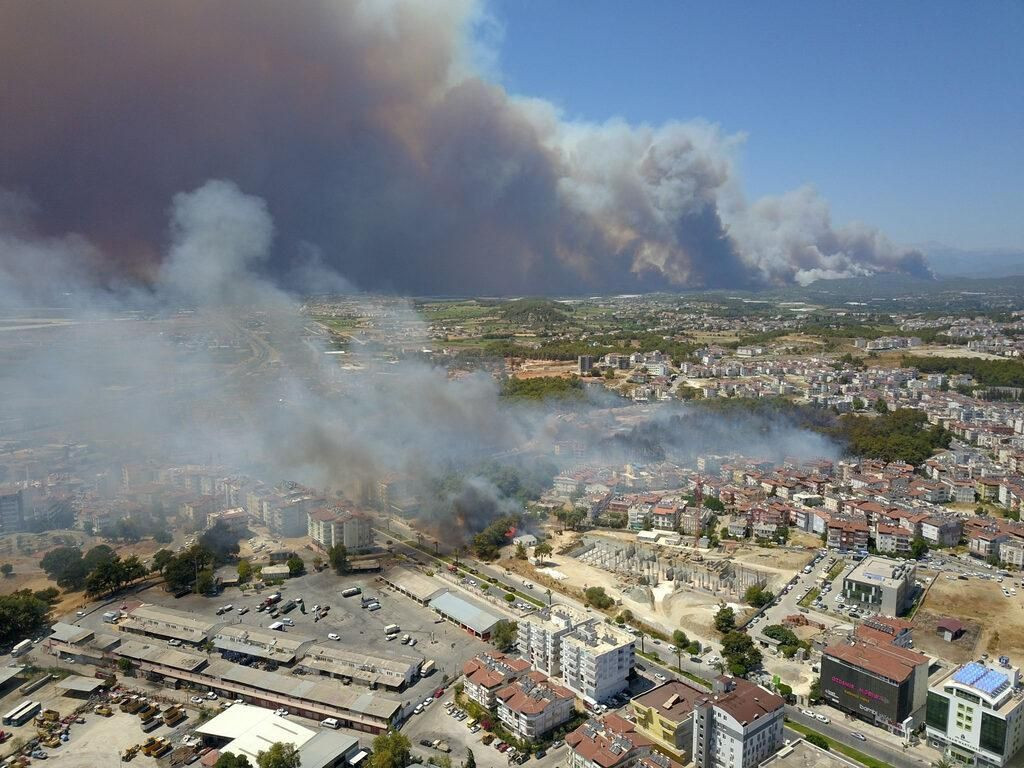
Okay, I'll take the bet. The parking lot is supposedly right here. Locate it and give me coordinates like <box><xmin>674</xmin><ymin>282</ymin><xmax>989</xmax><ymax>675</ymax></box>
<box><xmin>402</xmin><ymin>687</ymin><xmax>570</xmax><ymax>768</ymax></box>
<box><xmin>64</xmin><ymin>565</ymin><xmax>491</xmax><ymax>709</ymax></box>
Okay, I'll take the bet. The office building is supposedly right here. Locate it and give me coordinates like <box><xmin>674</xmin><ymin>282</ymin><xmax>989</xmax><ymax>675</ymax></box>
<box><xmin>842</xmin><ymin>556</ymin><xmax>916</xmax><ymax>616</ymax></box>
<box><xmin>926</xmin><ymin>661</ymin><xmax>1024</xmax><ymax>767</ymax></box>
<box><xmin>820</xmin><ymin>640</ymin><xmax>929</xmax><ymax>735</ymax></box>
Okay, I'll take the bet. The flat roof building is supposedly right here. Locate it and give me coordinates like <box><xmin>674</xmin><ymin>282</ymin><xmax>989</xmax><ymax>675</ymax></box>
<box><xmin>380</xmin><ymin>566</ymin><xmax>447</xmax><ymax>605</ymax></box>
<box><xmin>757</xmin><ymin>738</ymin><xmax>860</xmax><ymax>768</ymax></box>
<box><xmin>213</xmin><ymin>625</ymin><xmax>310</xmax><ymax>665</ymax></box>
<box><xmin>561</xmin><ymin>622</ymin><xmax>635</xmax><ymax>704</ymax></box>
<box><xmin>926</xmin><ymin>661</ymin><xmax>1024</xmax><ymax>767</ymax></box>
<box><xmin>120</xmin><ymin>604</ymin><xmax>216</xmax><ymax>644</ymax></box>
<box><xmin>297</xmin><ymin>645</ymin><xmax>421</xmax><ymax>690</ymax></box>
<box><xmin>842</xmin><ymin>556</ymin><xmax>916</xmax><ymax>617</ymax></box>
<box><xmin>428</xmin><ymin>591</ymin><xmax>503</xmax><ymax>639</ymax></box>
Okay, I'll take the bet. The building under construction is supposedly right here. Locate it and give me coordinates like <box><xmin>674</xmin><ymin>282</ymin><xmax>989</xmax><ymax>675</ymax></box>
<box><xmin>572</xmin><ymin>535</ymin><xmax>767</xmax><ymax>598</ymax></box>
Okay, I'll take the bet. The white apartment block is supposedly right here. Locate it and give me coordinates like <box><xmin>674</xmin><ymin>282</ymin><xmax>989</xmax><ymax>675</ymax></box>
<box><xmin>306</xmin><ymin>507</ymin><xmax>373</xmax><ymax>552</ymax></box>
<box><xmin>516</xmin><ymin>606</ymin><xmax>587</xmax><ymax>678</ymax></box>
<box><xmin>691</xmin><ymin>677</ymin><xmax>785</xmax><ymax>768</ymax></box>
<box><xmin>560</xmin><ymin>622</ymin><xmax>635</xmax><ymax>704</ymax></box>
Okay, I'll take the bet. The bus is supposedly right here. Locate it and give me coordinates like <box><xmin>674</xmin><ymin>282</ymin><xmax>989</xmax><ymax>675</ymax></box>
<box><xmin>10</xmin><ymin>639</ymin><xmax>32</xmax><ymax>657</ymax></box>
<box><xmin>384</xmin><ymin>624</ymin><xmax>400</xmax><ymax>636</ymax></box>
<box><xmin>3</xmin><ymin>700</ymin><xmax>40</xmax><ymax>727</ymax></box>
<box><xmin>341</xmin><ymin>587</ymin><xmax>361</xmax><ymax>598</ymax></box>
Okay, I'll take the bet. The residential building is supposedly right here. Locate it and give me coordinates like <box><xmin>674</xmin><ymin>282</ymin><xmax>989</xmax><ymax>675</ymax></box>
<box><xmin>630</xmin><ymin>680</ymin><xmax>703</xmax><ymax>758</ymax></box>
<box><xmin>463</xmin><ymin>652</ymin><xmax>531</xmax><ymax>709</ymax></box>
<box><xmin>691</xmin><ymin>676</ymin><xmax>785</xmax><ymax>768</ymax></box>
<box><xmin>516</xmin><ymin>605</ymin><xmax>589</xmax><ymax>678</ymax></box>
<box><xmin>920</xmin><ymin>516</ymin><xmax>963</xmax><ymax>547</ymax></box>
<box><xmin>0</xmin><ymin>488</ymin><xmax>25</xmax><ymax>534</ymax></box>
<box><xmin>926</xmin><ymin>661</ymin><xmax>1024</xmax><ymax>767</ymax></box>
<box><xmin>842</xmin><ymin>556</ymin><xmax>916</xmax><ymax>617</ymax></box>
<box><xmin>567</xmin><ymin>714</ymin><xmax>654</xmax><ymax>768</ymax></box>
<box><xmin>307</xmin><ymin>507</ymin><xmax>373</xmax><ymax>553</ymax></box>
<box><xmin>560</xmin><ymin>622</ymin><xmax>635</xmax><ymax>704</ymax></box>
<box><xmin>827</xmin><ymin>518</ymin><xmax>870</xmax><ymax>552</ymax></box>
<box><xmin>757</xmin><ymin>738</ymin><xmax>861</xmax><ymax>768</ymax></box>
<box><xmin>496</xmin><ymin>671</ymin><xmax>575</xmax><ymax>742</ymax></box>
<box><xmin>875</xmin><ymin>524</ymin><xmax>913</xmax><ymax>555</ymax></box>
<box><xmin>680</xmin><ymin>505</ymin><xmax>712</xmax><ymax>536</ymax></box>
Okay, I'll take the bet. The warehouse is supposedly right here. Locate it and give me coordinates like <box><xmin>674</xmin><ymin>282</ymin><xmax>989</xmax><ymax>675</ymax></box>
<box><xmin>213</xmin><ymin>625</ymin><xmax>310</xmax><ymax>665</ymax></box>
<box><xmin>297</xmin><ymin>644</ymin><xmax>421</xmax><ymax>690</ymax></box>
<box><xmin>380</xmin><ymin>566</ymin><xmax>447</xmax><ymax>605</ymax></box>
<box><xmin>429</xmin><ymin>591</ymin><xmax>503</xmax><ymax>639</ymax></box>
<box><xmin>119</xmin><ymin>604</ymin><xmax>216</xmax><ymax>644</ymax></box>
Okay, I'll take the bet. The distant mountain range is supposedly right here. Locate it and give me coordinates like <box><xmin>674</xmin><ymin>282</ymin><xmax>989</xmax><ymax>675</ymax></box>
<box><xmin>916</xmin><ymin>243</ymin><xmax>1024</xmax><ymax>278</ymax></box>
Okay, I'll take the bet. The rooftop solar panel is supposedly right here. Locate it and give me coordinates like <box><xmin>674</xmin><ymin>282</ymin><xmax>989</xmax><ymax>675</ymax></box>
<box><xmin>952</xmin><ymin>662</ymin><xmax>1009</xmax><ymax>696</ymax></box>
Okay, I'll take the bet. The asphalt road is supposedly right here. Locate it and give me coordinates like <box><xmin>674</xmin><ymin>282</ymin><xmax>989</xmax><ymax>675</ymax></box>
<box><xmin>785</xmin><ymin>706</ymin><xmax>933</xmax><ymax>767</ymax></box>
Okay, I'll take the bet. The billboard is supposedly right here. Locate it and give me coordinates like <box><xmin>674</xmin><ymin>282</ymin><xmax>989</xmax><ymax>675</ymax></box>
<box><xmin>821</xmin><ymin>654</ymin><xmax>909</xmax><ymax>724</ymax></box>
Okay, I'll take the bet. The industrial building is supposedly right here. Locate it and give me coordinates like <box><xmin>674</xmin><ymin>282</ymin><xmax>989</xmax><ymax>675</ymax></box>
<box><xmin>119</xmin><ymin>604</ymin><xmax>216</xmax><ymax>645</ymax></box>
<box><xmin>926</xmin><ymin>661</ymin><xmax>1024</xmax><ymax>767</ymax></box>
<box><xmin>428</xmin><ymin>591</ymin><xmax>503</xmax><ymax>639</ymax></box>
<box><xmin>212</xmin><ymin>625</ymin><xmax>309</xmax><ymax>665</ymax></box>
<box><xmin>298</xmin><ymin>645</ymin><xmax>421</xmax><ymax>690</ymax></box>
<box><xmin>841</xmin><ymin>556</ymin><xmax>916</xmax><ymax>616</ymax></box>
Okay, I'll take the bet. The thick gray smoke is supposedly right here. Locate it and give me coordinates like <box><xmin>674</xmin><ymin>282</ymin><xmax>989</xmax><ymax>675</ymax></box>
<box><xmin>0</xmin><ymin>180</ymin><xmax>842</xmax><ymax>536</ymax></box>
<box><xmin>0</xmin><ymin>0</ymin><xmax>928</xmax><ymax>294</ymax></box>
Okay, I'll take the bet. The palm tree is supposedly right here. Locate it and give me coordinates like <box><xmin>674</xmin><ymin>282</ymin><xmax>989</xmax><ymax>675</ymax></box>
<box><xmin>673</xmin><ymin>645</ymin><xmax>683</xmax><ymax>670</ymax></box>
<box><xmin>932</xmin><ymin>759</ymin><xmax>955</xmax><ymax>768</ymax></box>
<box><xmin>545</xmin><ymin>588</ymin><xmax>552</xmax><ymax>607</ymax></box>
<box><xmin>637</xmin><ymin>630</ymin><xmax>646</xmax><ymax>654</ymax></box>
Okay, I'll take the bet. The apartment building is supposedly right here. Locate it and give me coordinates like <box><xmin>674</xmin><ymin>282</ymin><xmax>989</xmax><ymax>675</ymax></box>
<box><xmin>926</xmin><ymin>661</ymin><xmax>1024</xmax><ymax>767</ymax></box>
<box><xmin>691</xmin><ymin>676</ymin><xmax>785</xmax><ymax>768</ymax></box>
<box><xmin>463</xmin><ymin>652</ymin><xmax>531</xmax><ymax>709</ymax></box>
<box><xmin>307</xmin><ymin>506</ymin><xmax>373</xmax><ymax>552</ymax></box>
<box><xmin>516</xmin><ymin>605</ymin><xmax>588</xmax><ymax>678</ymax></box>
<box><xmin>630</xmin><ymin>680</ymin><xmax>703</xmax><ymax>758</ymax></box>
<box><xmin>567</xmin><ymin>714</ymin><xmax>654</xmax><ymax>768</ymax></box>
<box><xmin>827</xmin><ymin>518</ymin><xmax>870</xmax><ymax>552</ymax></box>
<box><xmin>875</xmin><ymin>524</ymin><xmax>913</xmax><ymax>555</ymax></box>
<box><xmin>560</xmin><ymin>622</ymin><xmax>635</xmax><ymax>704</ymax></box>
<box><xmin>496</xmin><ymin>671</ymin><xmax>575</xmax><ymax>742</ymax></box>
<box><xmin>0</xmin><ymin>488</ymin><xmax>25</xmax><ymax>535</ymax></box>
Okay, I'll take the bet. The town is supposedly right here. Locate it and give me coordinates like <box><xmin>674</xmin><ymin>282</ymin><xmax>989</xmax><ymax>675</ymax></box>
<box><xmin>3</xmin><ymin>285</ymin><xmax>1024</xmax><ymax>768</ymax></box>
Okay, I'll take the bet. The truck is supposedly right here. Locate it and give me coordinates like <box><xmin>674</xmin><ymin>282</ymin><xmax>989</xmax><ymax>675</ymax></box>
<box><xmin>268</xmin><ymin>621</ymin><xmax>285</xmax><ymax>631</ymax></box>
<box><xmin>280</xmin><ymin>599</ymin><xmax>297</xmax><ymax>614</ymax></box>
<box><xmin>102</xmin><ymin>611</ymin><xmax>119</xmax><ymax>623</ymax></box>
<box><xmin>384</xmin><ymin>624</ymin><xmax>400</xmax><ymax>636</ymax></box>
<box><xmin>420</xmin><ymin>660</ymin><xmax>436</xmax><ymax>676</ymax></box>
<box><xmin>341</xmin><ymin>587</ymin><xmax>361</xmax><ymax>598</ymax></box>
<box><xmin>10</xmin><ymin>639</ymin><xmax>32</xmax><ymax>657</ymax></box>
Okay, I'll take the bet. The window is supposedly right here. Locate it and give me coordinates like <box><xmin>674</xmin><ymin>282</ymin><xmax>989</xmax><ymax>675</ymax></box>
<box><xmin>980</xmin><ymin>713</ymin><xmax>1007</xmax><ymax>755</ymax></box>
<box><xmin>927</xmin><ymin>692</ymin><xmax>950</xmax><ymax>731</ymax></box>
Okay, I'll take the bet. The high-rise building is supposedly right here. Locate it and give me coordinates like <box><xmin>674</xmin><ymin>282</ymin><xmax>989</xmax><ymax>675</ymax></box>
<box><xmin>578</xmin><ymin>355</ymin><xmax>594</xmax><ymax>375</ymax></box>
<box><xmin>560</xmin><ymin>622</ymin><xmax>634</xmax><ymax>704</ymax></box>
<box><xmin>0</xmin><ymin>488</ymin><xmax>25</xmax><ymax>535</ymax></box>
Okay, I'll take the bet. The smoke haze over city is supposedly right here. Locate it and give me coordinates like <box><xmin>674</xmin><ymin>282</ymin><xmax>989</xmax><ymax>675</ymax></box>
<box><xmin>0</xmin><ymin>0</ymin><xmax>931</xmax><ymax>297</ymax></box>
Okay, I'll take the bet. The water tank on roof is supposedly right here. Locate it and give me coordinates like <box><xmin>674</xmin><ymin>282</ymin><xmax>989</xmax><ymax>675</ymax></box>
<box><xmin>1000</xmin><ymin>656</ymin><xmax>1011</xmax><ymax>668</ymax></box>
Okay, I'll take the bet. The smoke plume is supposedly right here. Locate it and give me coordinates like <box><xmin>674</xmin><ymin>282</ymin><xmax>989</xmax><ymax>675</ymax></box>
<box><xmin>0</xmin><ymin>0</ymin><xmax>928</xmax><ymax>294</ymax></box>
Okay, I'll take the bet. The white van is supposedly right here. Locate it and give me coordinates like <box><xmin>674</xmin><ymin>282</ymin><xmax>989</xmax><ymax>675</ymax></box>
<box><xmin>320</xmin><ymin>717</ymin><xmax>340</xmax><ymax>729</ymax></box>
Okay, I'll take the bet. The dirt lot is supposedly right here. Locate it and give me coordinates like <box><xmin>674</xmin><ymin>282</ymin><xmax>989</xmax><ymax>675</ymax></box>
<box><xmin>917</xmin><ymin>574</ymin><xmax>1024</xmax><ymax>659</ymax></box>
<box><xmin>506</xmin><ymin>359</ymin><xmax>578</xmax><ymax>379</ymax></box>
<box><xmin>912</xmin><ymin>609</ymin><xmax>981</xmax><ymax>664</ymax></box>
<box><xmin>0</xmin><ymin>530</ymin><xmax>168</xmax><ymax>617</ymax></box>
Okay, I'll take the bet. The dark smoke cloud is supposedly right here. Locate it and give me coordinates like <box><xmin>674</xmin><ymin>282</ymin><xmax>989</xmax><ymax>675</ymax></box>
<box><xmin>0</xmin><ymin>0</ymin><xmax>928</xmax><ymax>294</ymax></box>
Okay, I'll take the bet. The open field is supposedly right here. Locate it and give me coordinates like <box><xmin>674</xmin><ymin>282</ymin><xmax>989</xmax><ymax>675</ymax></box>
<box><xmin>911</xmin><ymin>609</ymin><xmax>981</xmax><ymax>664</ymax></box>
<box><xmin>507</xmin><ymin>359</ymin><xmax>578</xmax><ymax>379</ymax></box>
<box><xmin>918</xmin><ymin>572</ymin><xmax>1024</xmax><ymax>659</ymax></box>
<box><xmin>905</xmin><ymin>346</ymin><xmax>1005</xmax><ymax>360</ymax></box>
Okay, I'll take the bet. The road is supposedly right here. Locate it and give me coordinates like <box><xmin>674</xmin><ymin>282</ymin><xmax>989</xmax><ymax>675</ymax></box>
<box><xmin>785</xmin><ymin>706</ymin><xmax>933</xmax><ymax>767</ymax></box>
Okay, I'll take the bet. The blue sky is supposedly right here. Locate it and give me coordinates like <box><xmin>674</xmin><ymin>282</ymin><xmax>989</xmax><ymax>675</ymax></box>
<box><xmin>488</xmin><ymin>1</ymin><xmax>1023</xmax><ymax>250</ymax></box>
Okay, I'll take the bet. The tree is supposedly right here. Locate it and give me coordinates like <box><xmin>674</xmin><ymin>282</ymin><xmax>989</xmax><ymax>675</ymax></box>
<box><xmin>809</xmin><ymin>679</ymin><xmax>822</xmax><ymax>703</ymax></box>
<box><xmin>464</xmin><ymin>749</ymin><xmax>476</xmax><ymax>768</ymax></box>
<box><xmin>118</xmin><ymin>657</ymin><xmax>134</xmax><ymax>674</ymax></box>
<box><xmin>805</xmin><ymin>733</ymin><xmax>830</xmax><ymax>751</ymax></box>
<box><xmin>713</xmin><ymin>605</ymin><xmax>736</xmax><ymax>634</ymax></box>
<box><xmin>0</xmin><ymin>563</ymin><xmax>12</xmax><ymax>577</ymax></box>
<box><xmin>584</xmin><ymin>586</ymin><xmax>614</xmax><ymax>610</ymax></box>
<box><xmin>0</xmin><ymin>591</ymin><xmax>51</xmax><ymax>645</ymax></box>
<box><xmin>720</xmin><ymin>631</ymin><xmax>762</xmax><ymax>676</ymax></box>
<box><xmin>852</xmin><ymin>397</ymin><xmax>865</xmax><ymax>411</ymax></box>
<box><xmin>533</xmin><ymin>542</ymin><xmax>553</xmax><ymax>564</ymax></box>
<box><xmin>286</xmin><ymin>556</ymin><xmax>305</xmax><ymax>577</ymax></box>
<box><xmin>82</xmin><ymin>544</ymin><xmax>116</xmax><ymax>572</ymax></box>
<box><xmin>910</xmin><ymin>537</ymin><xmax>929</xmax><ymax>560</ymax></box>
<box><xmin>196</xmin><ymin>568</ymin><xmax>216</xmax><ymax>595</ymax></box>
<box><xmin>152</xmin><ymin>549</ymin><xmax>174</xmax><ymax>574</ymax></box>
<box><xmin>200</xmin><ymin>521</ymin><xmax>241</xmax><ymax>564</ymax></box>
<box><xmin>40</xmin><ymin>546</ymin><xmax>88</xmax><ymax>589</ymax></box>
<box><xmin>515</xmin><ymin>542</ymin><xmax>528</xmax><ymax>560</ymax></box>
<box><xmin>491</xmin><ymin>620</ymin><xmax>518</xmax><ymax>652</ymax></box>
<box><xmin>744</xmin><ymin>584</ymin><xmax>775</xmax><ymax>609</ymax></box>
<box><xmin>238</xmin><ymin>559</ymin><xmax>253</xmax><ymax>584</ymax></box>
<box><xmin>153</xmin><ymin>529</ymin><xmax>173</xmax><ymax>544</ymax></box>
<box><xmin>369</xmin><ymin>730</ymin><xmax>411</xmax><ymax>768</ymax></box>
<box><xmin>82</xmin><ymin>521</ymin><xmax>95</xmax><ymax>536</ymax></box>
<box><xmin>256</xmin><ymin>742</ymin><xmax>301</xmax><ymax>768</ymax></box>
<box><xmin>327</xmin><ymin>544</ymin><xmax>349</xmax><ymax>575</ymax></box>
<box><xmin>873</xmin><ymin>398</ymin><xmax>889</xmax><ymax>414</ymax></box>
<box><xmin>672</xmin><ymin>629</ymin><xmax>689</xmax><ymax>648</ymax></box>
<box><xmin>214</xmin><ymin>753</ymin><xmax>253</xmax><ymax>768</ymax></box>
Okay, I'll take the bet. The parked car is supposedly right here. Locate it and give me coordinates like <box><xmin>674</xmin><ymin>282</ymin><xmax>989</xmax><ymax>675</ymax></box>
<box><xmin>328</xmin><ymin>633</ymin><xmax>341</xmax><ymax>641</ymax></box>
